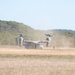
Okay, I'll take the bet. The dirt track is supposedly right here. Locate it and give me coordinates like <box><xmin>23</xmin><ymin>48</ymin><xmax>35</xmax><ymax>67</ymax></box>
<box><xmin>0</xmin><ymin>46</ymin><xmax>75</xmax><ymax>56</ymax></box>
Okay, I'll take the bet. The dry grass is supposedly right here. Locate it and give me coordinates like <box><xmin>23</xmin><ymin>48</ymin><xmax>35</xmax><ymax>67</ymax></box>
<box><xmin>0</xmin><ymin>46</ymin><xmax>75</xmax><ymax>75</ymax></box>
<box><xmin>0</xmin><ymin>57</ymin><xmax>75</xmax><ymax>75</ymax></box>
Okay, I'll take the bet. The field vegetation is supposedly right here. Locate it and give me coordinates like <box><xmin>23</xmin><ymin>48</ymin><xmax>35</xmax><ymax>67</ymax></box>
<box><xmin>0</xmin><ymin>54</ymin><xmax>75</xmax><ymax>75</ymax></box>
<box><xmin>0</xmin><ymin>20</ymin><xmax>75</xmax><ymax>47</ymax></box>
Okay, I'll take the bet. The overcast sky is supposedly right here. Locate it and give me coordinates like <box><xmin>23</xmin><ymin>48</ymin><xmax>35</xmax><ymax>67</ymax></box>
<box><xmin>0</xmin><ymin>0</ymin><xmax>75</xmax><ymax>30</ymax></box>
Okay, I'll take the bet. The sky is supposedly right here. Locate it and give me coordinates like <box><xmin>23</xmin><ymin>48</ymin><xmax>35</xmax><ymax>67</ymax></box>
<box><xmin>0</xmin><ymin>0</ymin><xmax>75</xmax><ymax>30</ymax></box>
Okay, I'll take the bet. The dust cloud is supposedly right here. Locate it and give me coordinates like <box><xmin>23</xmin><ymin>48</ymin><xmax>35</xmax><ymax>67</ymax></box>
<box><xmin>50</xmin><ymin>35</ymin><xmax>74</xmax><ymax>48</ymax></box>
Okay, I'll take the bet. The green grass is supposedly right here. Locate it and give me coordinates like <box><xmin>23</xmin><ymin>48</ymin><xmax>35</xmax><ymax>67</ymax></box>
<box><xmin>0</xmin><ymin>54</ymin><xmax>75</xmax><ymax>59</ymax></box>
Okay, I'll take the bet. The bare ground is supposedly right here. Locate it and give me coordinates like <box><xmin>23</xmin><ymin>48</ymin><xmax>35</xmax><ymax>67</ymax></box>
<box><xmin>0</xmin><ymin>46</ymin><xmax>75</xmax><ymax>55</ymax></box>
<box><xmin>0</xmin><ymin>46</ymin><xmax>75</xmax><ymax>75</ymax></box>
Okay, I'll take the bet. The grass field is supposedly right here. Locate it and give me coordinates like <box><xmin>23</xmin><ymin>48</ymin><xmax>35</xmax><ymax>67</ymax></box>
<box><xmin>0</xmin><ymin>46</ymin><xmax>75</xmax><ymax>75</ymax></box>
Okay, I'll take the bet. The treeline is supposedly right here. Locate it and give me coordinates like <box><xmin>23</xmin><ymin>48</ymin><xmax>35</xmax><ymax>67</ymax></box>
<box><xmin>0</xmin><ymin>20</ymin><xmax>45</xmax><ymax>45</ymax></box>
<box><xmin>0</xmin><ymin>20</ymin><xmax>75</xmax><ymax>47</ymax></box>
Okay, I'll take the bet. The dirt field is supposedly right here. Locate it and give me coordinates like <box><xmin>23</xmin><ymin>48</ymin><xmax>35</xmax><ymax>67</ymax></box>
<box><xmin>0</xmin><ymin>46</ymin><xmax>75</xmax><ymax>55</ymax></box>
<box><xmin>0</xmin><ymin>46</ymin><xmax>75</xmax><ymax>75</ymax></box>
